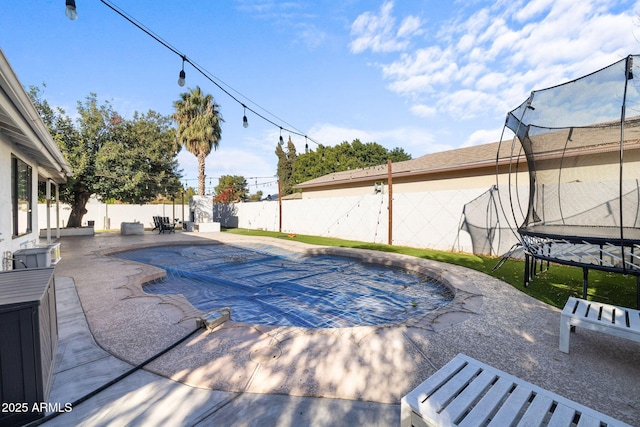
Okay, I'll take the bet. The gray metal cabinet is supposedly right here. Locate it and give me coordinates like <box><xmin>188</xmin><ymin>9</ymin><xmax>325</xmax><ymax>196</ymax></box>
<box><xmin>0</xmin><ymin>267</ymin><xmax>57</xmax><ymax>427</ymax></box>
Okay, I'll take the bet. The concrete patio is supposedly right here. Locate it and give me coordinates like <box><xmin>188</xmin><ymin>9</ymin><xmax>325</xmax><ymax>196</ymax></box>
<box><xmin>38</xmin><ymin>231</ymin><xmax>639</xmax><ymax>425</ymax></box>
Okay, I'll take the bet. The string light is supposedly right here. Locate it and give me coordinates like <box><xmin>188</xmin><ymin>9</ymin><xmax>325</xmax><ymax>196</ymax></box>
<box><xmin>65</xmin><ymin>0</ymin><xmax>78</xmax><ymax>20</ymax></box>
<box><xmin>242</xmin><ymin>105</ymin><xmax>249</xmax><ymax>128</ymax></box>
<box><xmin>178</xmin><ymin>56</ymin><xmax>186</xmax><ymax>87</ymax></box>
<box><xmin>97</xmin><ymin>0</ymin><xmax>325</xmax><ymax>151</ymax></box>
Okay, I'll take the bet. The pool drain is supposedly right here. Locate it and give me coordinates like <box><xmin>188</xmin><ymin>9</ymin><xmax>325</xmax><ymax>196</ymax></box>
<box><xmin>250</xmin><ymin>345</ymin><xmax>281</xmax><ymax>363</ymax></box>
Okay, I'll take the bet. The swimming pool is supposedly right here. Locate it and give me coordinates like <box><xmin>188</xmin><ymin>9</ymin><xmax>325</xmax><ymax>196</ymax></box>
<box><xmin>113</xmin><ymin>243</ymin><xmax>454</xmax><ymax>328</ymax></box>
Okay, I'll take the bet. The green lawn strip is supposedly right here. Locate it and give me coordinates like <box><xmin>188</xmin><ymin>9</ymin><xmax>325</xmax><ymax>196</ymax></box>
<box><xmin>223</xmin><ymin>228</ymin><xmax>637</xmax><ymax>309</ymax></box>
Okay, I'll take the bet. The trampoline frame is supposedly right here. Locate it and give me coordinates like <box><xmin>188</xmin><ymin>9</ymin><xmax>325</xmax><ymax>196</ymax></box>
<box><xmin>519</xmin><ymin>226</ymin><xmax>640</xmax><ymax>307</ymax></box>
<box><xmin>500</xmin><ymin>55</ymin><xmax>640</xmax><ymax>307</ymax></box>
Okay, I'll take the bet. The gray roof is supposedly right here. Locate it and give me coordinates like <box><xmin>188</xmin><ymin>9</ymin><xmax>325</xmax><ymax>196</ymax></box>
<box><xmin>296</xmin><ymin>141</ymin><xmax>514</xmax><ymax>189</ymax></box>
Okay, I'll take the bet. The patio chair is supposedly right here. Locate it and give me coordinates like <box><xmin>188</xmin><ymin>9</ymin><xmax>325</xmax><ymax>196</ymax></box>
<box><xmin>151</xmin><ymin>216</ymin><xmax>175</xmax><ymax>234</ymax></box>
<box><xmin>151</xmin><ymin>216</ymin><xmax>161</xmax><ymax>232</ymax></box>
<box><xmin>159</xmin><ymin>217</ymin><xmax>176</xmax><ymax>234</ymax></box>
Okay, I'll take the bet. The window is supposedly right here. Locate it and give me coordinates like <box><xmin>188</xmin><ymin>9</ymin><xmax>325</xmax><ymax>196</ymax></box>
<box><xmin>12</xmin><ymin>156</ymin><xmax>32</xmax><ymax>237</ymax></box>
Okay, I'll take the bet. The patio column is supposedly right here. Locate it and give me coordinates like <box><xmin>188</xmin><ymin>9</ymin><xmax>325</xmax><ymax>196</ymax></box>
<box><xmin>55</xmin><ymin>183</ymin><xmax>60</xmax><ymax>239</ymax></box>
<box><xmin>46</xmin><ymin>179</ymin><xmax>51</xmax><ymax>244</ymax></box>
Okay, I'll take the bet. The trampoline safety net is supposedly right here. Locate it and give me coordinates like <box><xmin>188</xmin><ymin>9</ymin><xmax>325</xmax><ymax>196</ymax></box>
<box><xmin>458</xmin><ymin>185</ymin><xmax>521</xmax><ymax>257</ymax></box>
<box><xmin>503</xmin><ymin>54</ymin><xmax>640</xmax><ymax>275</ymax></box>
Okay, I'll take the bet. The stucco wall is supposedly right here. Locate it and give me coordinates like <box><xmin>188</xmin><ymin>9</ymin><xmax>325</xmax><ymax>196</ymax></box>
<box><xmin>0</xmin><ymin>135</ymin><xmax>42</xmax><ymax>263</ymax></box>
<box><xmin>38</xmin><ymin>202</ymin><xmax>187</xmax><ymax>231</ymax></box>
<box><xmin>36</xmin><ymin>184</ymin><xmax>527</xmax><ymax>256</ymax></box>
<box><xmin>224</xmin><ymin>188</ymin><xmax>522</xmax><ymax>253</ymax></box>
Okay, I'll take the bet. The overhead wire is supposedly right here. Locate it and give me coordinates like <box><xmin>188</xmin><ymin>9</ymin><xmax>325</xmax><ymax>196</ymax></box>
<box><xmin>98</xmin><ymin>0</ymin><xmax>323</xmax><ymax>148</ymax></box>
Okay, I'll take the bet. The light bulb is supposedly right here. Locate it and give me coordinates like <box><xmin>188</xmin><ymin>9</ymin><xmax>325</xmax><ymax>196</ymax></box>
<box><xmin>243</xmin><ymin>115</ymin><xmax>248</xmax><ymax>128</ymax></box>
<box><xmin>65</xmin><ymin>0</ymin><xmax>78</xmax><ymax>20</ymax></box>
<box><xmin>178</xmin><ymin>69</ymin><xmax>186</xmax><ymax>87</ymax></box>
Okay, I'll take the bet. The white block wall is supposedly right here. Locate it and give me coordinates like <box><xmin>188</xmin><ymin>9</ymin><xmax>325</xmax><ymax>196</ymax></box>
<box><xmin>38</xmin><ymin>186</ymin><xmax>525</xmax><ymax>254</ymax></box>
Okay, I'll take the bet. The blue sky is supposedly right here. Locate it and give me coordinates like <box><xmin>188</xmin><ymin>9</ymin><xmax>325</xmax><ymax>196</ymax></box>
<box><xmin>2</xmin><ymin>0</ymin><xmax>639</xmax><ymax>196</ymax></box>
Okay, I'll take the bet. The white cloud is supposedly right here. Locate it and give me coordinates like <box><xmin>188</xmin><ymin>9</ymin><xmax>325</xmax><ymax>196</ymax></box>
<box><xmin>410</xmin><ymin>104</ymin><xmax>437</xmax><ymax>118</ymax></box>
<box><xmin>352</xmin><ymin>0</ymin><xmax>640</xmax><ymax>132</ymax></box>
<box><xmin>382</xmin><ymin>46</ymin><xmax>458</xmax><ymax>95</ymax></box>
<box><xmin>349</xmin><ymin>1</ymin><xmax>422</xmax><ymax>53</ymax></box>
<box><xmin>296</xmin><ymin>23</ymin><xmax>327</xmax><ymax>50</ymax></box>
<box><xmin>436</xmin><ymin>89</ymin><xmax>508</xmax><ymax>120</ymax></box>
<box><xmin>306</xmin><ymin>122</ymin><xmax>438</xmax><ymax>156</ymax></box>
<box><xmin>235</xmin><ymin>0</ymin><xmax>326</xmax><ymax>50</ymax></box>
<box><xmin>307</xmin><ymin>123</ymin><xmax>377</xmax><ymax>146</ymax></box>
<box><xmin>463</xmin><ymin>127</ymin><xmax>505</xmax><ymax>147</ymax></box>
<box><xmin>513</xmin><ymin>0</ymin><xmax>556</xmax><ymax>23</ymax></box>
<box><xmin>397</xmin><ymin>15</ymin><xmax>422</xmax><ymax>39</ymax></box>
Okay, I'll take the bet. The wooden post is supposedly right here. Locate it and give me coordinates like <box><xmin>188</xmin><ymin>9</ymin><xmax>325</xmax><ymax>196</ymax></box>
<box><xmin>388</xmin><ymin>159</ymin><xmax>393</xmax><ymax>245</ymax></box>
<box><xmin>278</xmin><ymin>179</ymin><xmax>282</xmax><ymax>233</ymax></box>
<box><xmin>181</xmin><ymin>190</ymin><xmax>185</xmax><ymax>226</ymax></box>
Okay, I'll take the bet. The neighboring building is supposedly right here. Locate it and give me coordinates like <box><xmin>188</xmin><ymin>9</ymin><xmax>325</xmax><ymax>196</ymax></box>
<box><xmin>0</xmin><ymin>49</ymin><xmax>71</xmax><ymax>270</ymax></box>
<box><xmin>290</xmin><ymin>131</ymin><xmax>640</xmax><ymax>256</ymax></box>
<box><xmin>294</xmin><ymin>141</ymin><xmax>525</xmax><ymax>198</ymax></box>
<box><xmin>288</xmin><ymin>141</ymin><xmax>529</xmax><ymax>255</ymax></box>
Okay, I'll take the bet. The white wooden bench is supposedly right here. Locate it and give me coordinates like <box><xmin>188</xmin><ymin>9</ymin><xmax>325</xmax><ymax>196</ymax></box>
<box><xmin>560</xmin><ymin>296</ymin><xmax>640</xmax><ymax>353</ymax></box>
<box><xmin>401</xmin><ymin>353</ymin><xmax>630</xmax><ymax>427</ymax></box>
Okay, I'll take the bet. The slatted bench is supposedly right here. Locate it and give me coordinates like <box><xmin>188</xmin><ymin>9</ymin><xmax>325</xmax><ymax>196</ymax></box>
<box><xmin>560</xmin><ymin>296</ymin><xmax>640</xmax><ymax>353</ymax></box>
<box><xmin>400</xmin><ymin>353</ymin><xmax>630</xmax><ymax>427</ymax></box>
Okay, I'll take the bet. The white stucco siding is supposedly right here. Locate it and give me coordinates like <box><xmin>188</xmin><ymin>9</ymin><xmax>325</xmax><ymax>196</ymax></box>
<box><xmin>0</xmin><ymin>135</ymin><xmax>42</xmax><ymax>263</ymax></box>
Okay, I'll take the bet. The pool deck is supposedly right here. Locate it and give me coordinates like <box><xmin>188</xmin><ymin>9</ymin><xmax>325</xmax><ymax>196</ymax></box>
<box><xmin>38</xmin><ymin>231</ymin><xmax>639</xmax><ymax>425</ymax></box>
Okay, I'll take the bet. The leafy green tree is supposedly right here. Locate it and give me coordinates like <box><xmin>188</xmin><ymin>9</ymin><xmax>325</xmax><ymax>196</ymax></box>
<box><xmin>387</xmin><ymin>146</ymin><xmax>412</xmax><ymax>161</ymax></box>
<box><xmin>214</xmin><ymin>175</ymin><xmax>248</xmax><ymax>203</ymax></box>
<box><xmin>29</xmin><ymin>87</ymin><xmax>182</xmax><ymax>227</ymax></box>
<box><xmin>290</xmin><ymin>139</ymin><xmax>412</xmax><ymax>185</ymax></box>
<box><xmin>184</xmin><ymin>186</ymin><xmax>197</xmax><ymax>199</ymax></box>
<box><xmin>275</xmin><ymin>136</ymin><xmax>297</xmax><ymax>196</ymax></box>
<box><xmin>249</xmin><ymin>190</ymin><xmax>263</xmax><ymax>201</ymax></box>
<box><xmin>173</xmin><ymin>86</ymin><xmax>223</xmax><ymax>196</ymax></box>
<box><xmin>94</xmin><ymin>110</ymin><xmax>182</xmax><ymax>203</ymax></box>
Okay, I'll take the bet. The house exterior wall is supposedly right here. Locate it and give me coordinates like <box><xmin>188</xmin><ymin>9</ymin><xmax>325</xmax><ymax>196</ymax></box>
<box><xmin>1</xmin><ymin>135</ymin><xmax>42</xmax><ymax>267</ymax></box>
<box><xmin>299</xmin><ymin>167</ymin><xmax>513</xmax><ymax>199</ymax></box>
<box><xmin>1</xmin><ymin>49</ymin><xmax>70</xmax><ymax>270</ymax></box>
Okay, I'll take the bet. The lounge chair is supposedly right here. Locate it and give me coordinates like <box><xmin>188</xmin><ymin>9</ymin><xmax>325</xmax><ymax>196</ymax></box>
<box><xmin>401</xmin><ymin>353</ymin><xmax>630</xmax><ymax>426</ymax></box>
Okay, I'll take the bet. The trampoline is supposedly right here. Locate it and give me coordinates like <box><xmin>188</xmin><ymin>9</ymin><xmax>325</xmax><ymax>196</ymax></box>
<box><xmin>500</xmin><ymin>55</ymin><xmax>640</xmax><ymax>305</ymax></box>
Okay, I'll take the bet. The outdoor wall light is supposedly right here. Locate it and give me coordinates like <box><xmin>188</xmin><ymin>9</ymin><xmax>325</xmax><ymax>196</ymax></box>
<box><xmin>178</xmin><ymin>57</ymin><xmax>186</xmax><ymax>87</ymax></box>
<box><xmin>65</xmin><ymin>0</ymin><xmax>78</xmax><ymax>20</ymax></box>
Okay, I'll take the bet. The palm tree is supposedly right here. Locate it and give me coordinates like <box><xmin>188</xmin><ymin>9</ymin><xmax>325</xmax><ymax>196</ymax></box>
<box><xmin>173</xmin><ymin>86</ymin><xmax>223</xmax><ymax>195</ymax></box>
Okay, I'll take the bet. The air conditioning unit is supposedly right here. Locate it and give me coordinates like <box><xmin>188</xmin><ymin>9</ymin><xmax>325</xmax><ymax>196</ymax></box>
<box><xmin>13</xmin><ymin>244</ymin><xmax>61</xmax><ymax>269</ymax></box>
<box><xmin>13</xmin><ymin>248</ymin><xmax>51</xmax><ymax>269</ymax></box>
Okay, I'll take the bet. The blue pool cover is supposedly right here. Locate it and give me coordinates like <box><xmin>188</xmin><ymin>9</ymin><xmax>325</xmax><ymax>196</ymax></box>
<box><xmin>113</xmin><ymin>243</ymin><xmax>454</xmax><ymax>328</ymax></box>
